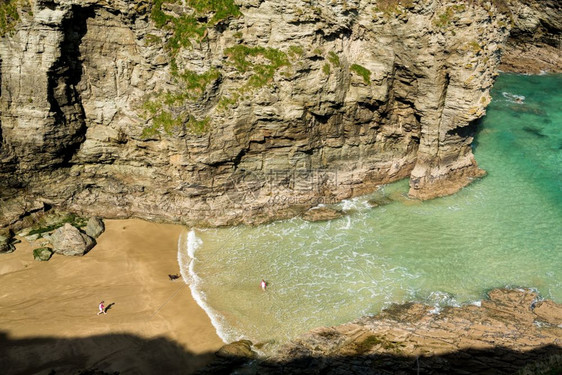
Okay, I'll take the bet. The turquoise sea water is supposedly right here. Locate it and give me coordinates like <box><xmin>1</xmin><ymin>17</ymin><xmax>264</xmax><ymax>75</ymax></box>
<box><xmin>178</xmin><ymin>74</ymin><xmax>562</xmax><ymax>348</ymax></box>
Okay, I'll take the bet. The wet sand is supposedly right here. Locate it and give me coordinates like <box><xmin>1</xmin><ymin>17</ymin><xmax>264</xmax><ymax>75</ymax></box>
<box><xmin>0</xmin><ymin>219</ymin><xmax>223</xmax><ymax>374</ymax></box>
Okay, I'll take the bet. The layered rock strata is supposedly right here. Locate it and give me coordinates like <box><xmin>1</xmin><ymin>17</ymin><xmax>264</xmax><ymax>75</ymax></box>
<box><xmin>205</xmin><ymin>289</ymin><xmax>562</xmax><ymax>374</ymax></box>
<box><xmin>1</xmin><ymin>0</ymin><xmax>511</xmax><ymax>226</ymax></box>
<box><xmin>500</xmin><ymin>0</ymin><xmax>562</xmax><ymax>74</ymax></box>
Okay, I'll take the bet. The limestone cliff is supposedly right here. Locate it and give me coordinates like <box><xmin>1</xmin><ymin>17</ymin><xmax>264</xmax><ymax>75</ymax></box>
<box><xmin>0</xmin><ymin>0</ymin><xmax>513</xmax><ymax>226</ymax></box>
<box><xmin>500</xmin><ymin>0</ymin><xmax>562</xmax><ymax>73</ymax></box>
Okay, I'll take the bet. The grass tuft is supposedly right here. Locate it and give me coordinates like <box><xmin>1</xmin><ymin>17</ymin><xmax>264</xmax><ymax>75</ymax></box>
<box><xmin>220</xmin><ymin>45</ymin><xmax>290</xmax><ymax>108</ymax></box>
<box><xmin>327</xmin><ymin>51</ymin><xmax>340</xmax><ymax>67</ymax></box>
<box><xmin>350</xmin><ymin>63</ymin><xmax>371</xmax><ymax>84</ymax></box>
<box><xmin>149</xmin><ymin>0</ymin><xmax>241</xmax><ymax>54</ymax></box>
<box><xmin>0</xmin><ymin>0</ymin><xmax>24</xmax><ymax>37</ymax></box>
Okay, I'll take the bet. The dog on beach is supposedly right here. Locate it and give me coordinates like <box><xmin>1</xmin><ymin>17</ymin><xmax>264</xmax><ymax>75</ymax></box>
<box><xmin>168</xmin><ymin>274</ymin><xmax>180</xmax><ymax>281</ymax></box>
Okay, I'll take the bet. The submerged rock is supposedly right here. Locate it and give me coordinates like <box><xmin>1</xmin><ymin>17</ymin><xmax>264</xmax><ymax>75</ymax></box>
<box><xmin>367</xmin><ymin>195</ymin><xmax>393</xmax><ymax>208</ymax></box>
<box><xmin>85</xmin><ymin>217</ymin><xmax>105</xmax><ymax>238</ymax></box>
<box><xmin>51</xmin><ymin>224</ymin><xmax>95</xmax><ymax>256</ymax></box>
<box><xmin>33</xmin><ymin>247</ymin><xmax>53</xmax><ymax>261</ymax></box>
<box><xmin>301</xmin><ymin>207</ymin><xmax>344</xmax><ymax>222</ymax></box>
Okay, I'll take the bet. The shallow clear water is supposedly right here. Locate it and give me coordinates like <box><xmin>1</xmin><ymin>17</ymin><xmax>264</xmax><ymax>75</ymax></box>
<box><xmin>178</xmin><ymin>74</ymin><xmax>562</xmax><ymax>348</ymax></box>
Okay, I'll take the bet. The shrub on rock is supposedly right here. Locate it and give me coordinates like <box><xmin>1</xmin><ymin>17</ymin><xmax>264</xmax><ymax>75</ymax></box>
<box><xmin>33</xmin><ymin>247</ymin><xmax>53</xmax><ymax>261</ymax></box>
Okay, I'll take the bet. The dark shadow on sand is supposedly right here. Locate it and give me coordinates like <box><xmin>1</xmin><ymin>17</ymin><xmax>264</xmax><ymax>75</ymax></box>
<box><xmin>1</xmin><ymin>331</ymin><xmax>215</xmax><ymax>375</ymax></box>
<box><xmin>2</xmin><ymin>331</ymin><xmax>561</xmax><ymax>375</ymax></box>
<box><xmin>104</xmin><ymin>302</ymin><xmax>115</xmax><ymax>313</ymax></box>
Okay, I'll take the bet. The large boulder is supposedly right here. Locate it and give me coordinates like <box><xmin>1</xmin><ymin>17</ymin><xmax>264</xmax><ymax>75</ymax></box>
<box><xmin>215</xmin><ymin>340</ymin><xmax>257</xmax><ymax>360</ymax></box>
<box><xmin>51</xmin><ymin>224</ymin><xmax>95</xmax><ymax>256</ymax></box>
<box><xmin>85</xmin><ymin>217</ymin><xmax>105</xmax><ymax>238</ymax></box>
<box><xmin>33</xmin><ymin>247</ymin><xmax>53</xmax><ymax>261</ymax></box>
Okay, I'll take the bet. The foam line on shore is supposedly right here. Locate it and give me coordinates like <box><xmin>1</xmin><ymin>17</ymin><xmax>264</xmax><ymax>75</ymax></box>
<box><xmin>178</xmin><ymin>229</ymin><xmax>230</xmax><ymax>343</ymax></box>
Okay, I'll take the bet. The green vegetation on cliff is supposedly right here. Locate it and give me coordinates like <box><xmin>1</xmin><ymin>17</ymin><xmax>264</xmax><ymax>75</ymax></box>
<box><xmin>218</xmin><ymin>45</ymin><xmax>290</xmax><ymax>109</ymax></box>
<box><xmin>27</xmin><ymin>213</ymin><xmax>87</xmax><ymax>236</ymax></box>
<box><xmin>374</xmin><ymin>0</ymin><xmax>413</xmax><ymax>15</ymax></box>
<box><xmin>142</xmin><ymin>1</ymin><xmax>241</xmax><ymax>136</ymax></box>
<box><xmin>225</xmin><ymin>45</ymin><xmax>290</xmax><ymax>88</ymax></box>
<box><xmin>150</xmin><ymin>0</ymin><xmax>240</xmax><ymax>53</ymax></box>
<box><xmin>141</xmin><ymin>68</ymin><xmax>218</xmax><ymax>137</ymax></box>
<box><xmin>141</xmin><ymin>81</ymin><xmax>213</xmax><ymax>138</ymax></box>
<box><xmin>327</xmin><ymin>51</ymin><xmax>341</xmax><ymax>67</ymax></box>
<box><xmin>0</xmin><ymin>0</ymin><xmax>21</xmax><ymax>36</ymax></box>
<box><xmin>350</xmin><ymin>64</ymin><xmax>371</xmax><ymax>84</ymax></box>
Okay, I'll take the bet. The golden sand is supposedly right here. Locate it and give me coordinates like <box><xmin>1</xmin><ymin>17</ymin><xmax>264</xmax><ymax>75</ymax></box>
<box><xmin>0</xmin><ymin>219</ymin><xmax>223</xmax><ymax>374</ymax></box>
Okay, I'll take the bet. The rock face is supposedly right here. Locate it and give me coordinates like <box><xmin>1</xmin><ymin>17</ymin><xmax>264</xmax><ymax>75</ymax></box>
<box><xmin>0</xmin><ymin>0</ymin><xmax>527</xmax><ymax>226</ymax></box>
<box><xmin>500</xmin><ymin>0</ymin><xmax>562</xmax><ymax>73</ymax></box>
<box><xmin>205</xmin><ymin>288</ymin><xmax>562</xmax><ymax>374</ymax></box>
<box><xmin>50</xmin><ymin>223</ymin><xmax>95</xmax><ymax>256</ymax></box>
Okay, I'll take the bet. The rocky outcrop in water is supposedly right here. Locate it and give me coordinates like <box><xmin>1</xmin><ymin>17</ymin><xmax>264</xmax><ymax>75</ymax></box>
<box><xmin>0</xmin><ymin>0</ymin><xmax>515</xmax><ymax>227</ymax></box>
<box><xmin>205</xmin><ymin>288</ymin><xmax>562</xmax><ymax>374</ymax></box>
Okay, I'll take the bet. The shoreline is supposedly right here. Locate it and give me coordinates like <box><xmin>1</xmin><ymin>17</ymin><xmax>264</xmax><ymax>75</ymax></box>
<box><xmin>1</xmin><ymin>219</ymin><xmax>224</xmax><ymax>374</ymax></box>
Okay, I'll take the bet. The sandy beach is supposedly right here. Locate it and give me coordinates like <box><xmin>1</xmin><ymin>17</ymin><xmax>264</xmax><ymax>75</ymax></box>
<box><xmin>1</xmin><ymin>219</ymin><xmax>223</xmax><ymax>374</ymax></box>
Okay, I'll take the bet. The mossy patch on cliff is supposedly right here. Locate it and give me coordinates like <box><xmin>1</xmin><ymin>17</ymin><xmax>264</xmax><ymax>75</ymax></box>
<box><xmin>350</xmin><ymin>64</ymin><xmax>371</xmax><ymax>84</ymax></box>
<box><xmin>327</xmin><ymin>51</ymin><xmax>341</xmax><ymax>67</ymax></box>
<box><xmin>0</xmin><ymin>0</ymin><xmax>25</xmax><ymax>36</ymax></box>
<box><xmin>218</xmin><ymin>45</ymin><xmax>290</xmax><ymax>108</ymax></box>
<box><xmin>27</xmin><ymin>213</ymin><xmax>87</xmax><ymax>237</ymax></box>
<box><xmin>372</xmin><ymin>0</ymin><xmax>413</xmax><ymax>18</ymax></box>
<box><xmin>150</xmin><ymin>0</ymin><xmax>241</xmax><ymax>53</ymax></box>
<box><xmin>141</xmin><ymin>94</ymin><xmax>211</xmax><ymax>137</ymax></box>
<box><xmin>141</xmin><ymin>66</ymin><xmax>219</xmax><ymax>137</ymax></box>
<box><xmin>432</xmin><ymin>4</ymin><xmax>467</xmax><ymax>28</ymax></box>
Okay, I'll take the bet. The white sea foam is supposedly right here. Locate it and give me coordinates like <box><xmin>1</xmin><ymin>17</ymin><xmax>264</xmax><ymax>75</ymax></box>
<box><xmin>342</xmin><ymin>216</ymin><xmax>351</xmax><ymax>230</ymax></box>
<box><xmin>502</xmin><ymin>91</ymin><xmax>525</xmax><ymax>104</ymax></box>
<box><xmin>186</xmin><ymin>229</ymin><xmax>202</xmax><ymax>259</ymax></box>
<box><xmin>177</xmin><ymin>229</ymin><xmax>230</xmax><ymax>343</ymax></box>
<box><xmin>429</xmin><ymin>306</ymin><xmax>442</xmax><ymax>314</ymax></box>
<box><xmin>339</xmin><ymin>197</ymin><xmax>371</xmax><ymax>212</ymax></box>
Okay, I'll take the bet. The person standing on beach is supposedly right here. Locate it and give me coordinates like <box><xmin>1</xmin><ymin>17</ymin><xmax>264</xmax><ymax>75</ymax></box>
<box><xmin>260</xmin><ymin>279</ymin><xmax>267</xmax><ymax>291</ymax></box>
<box><xmin>97</xmin><ymin>301</ymin><xmax>106</xmax><ymax>315</ymax></box>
